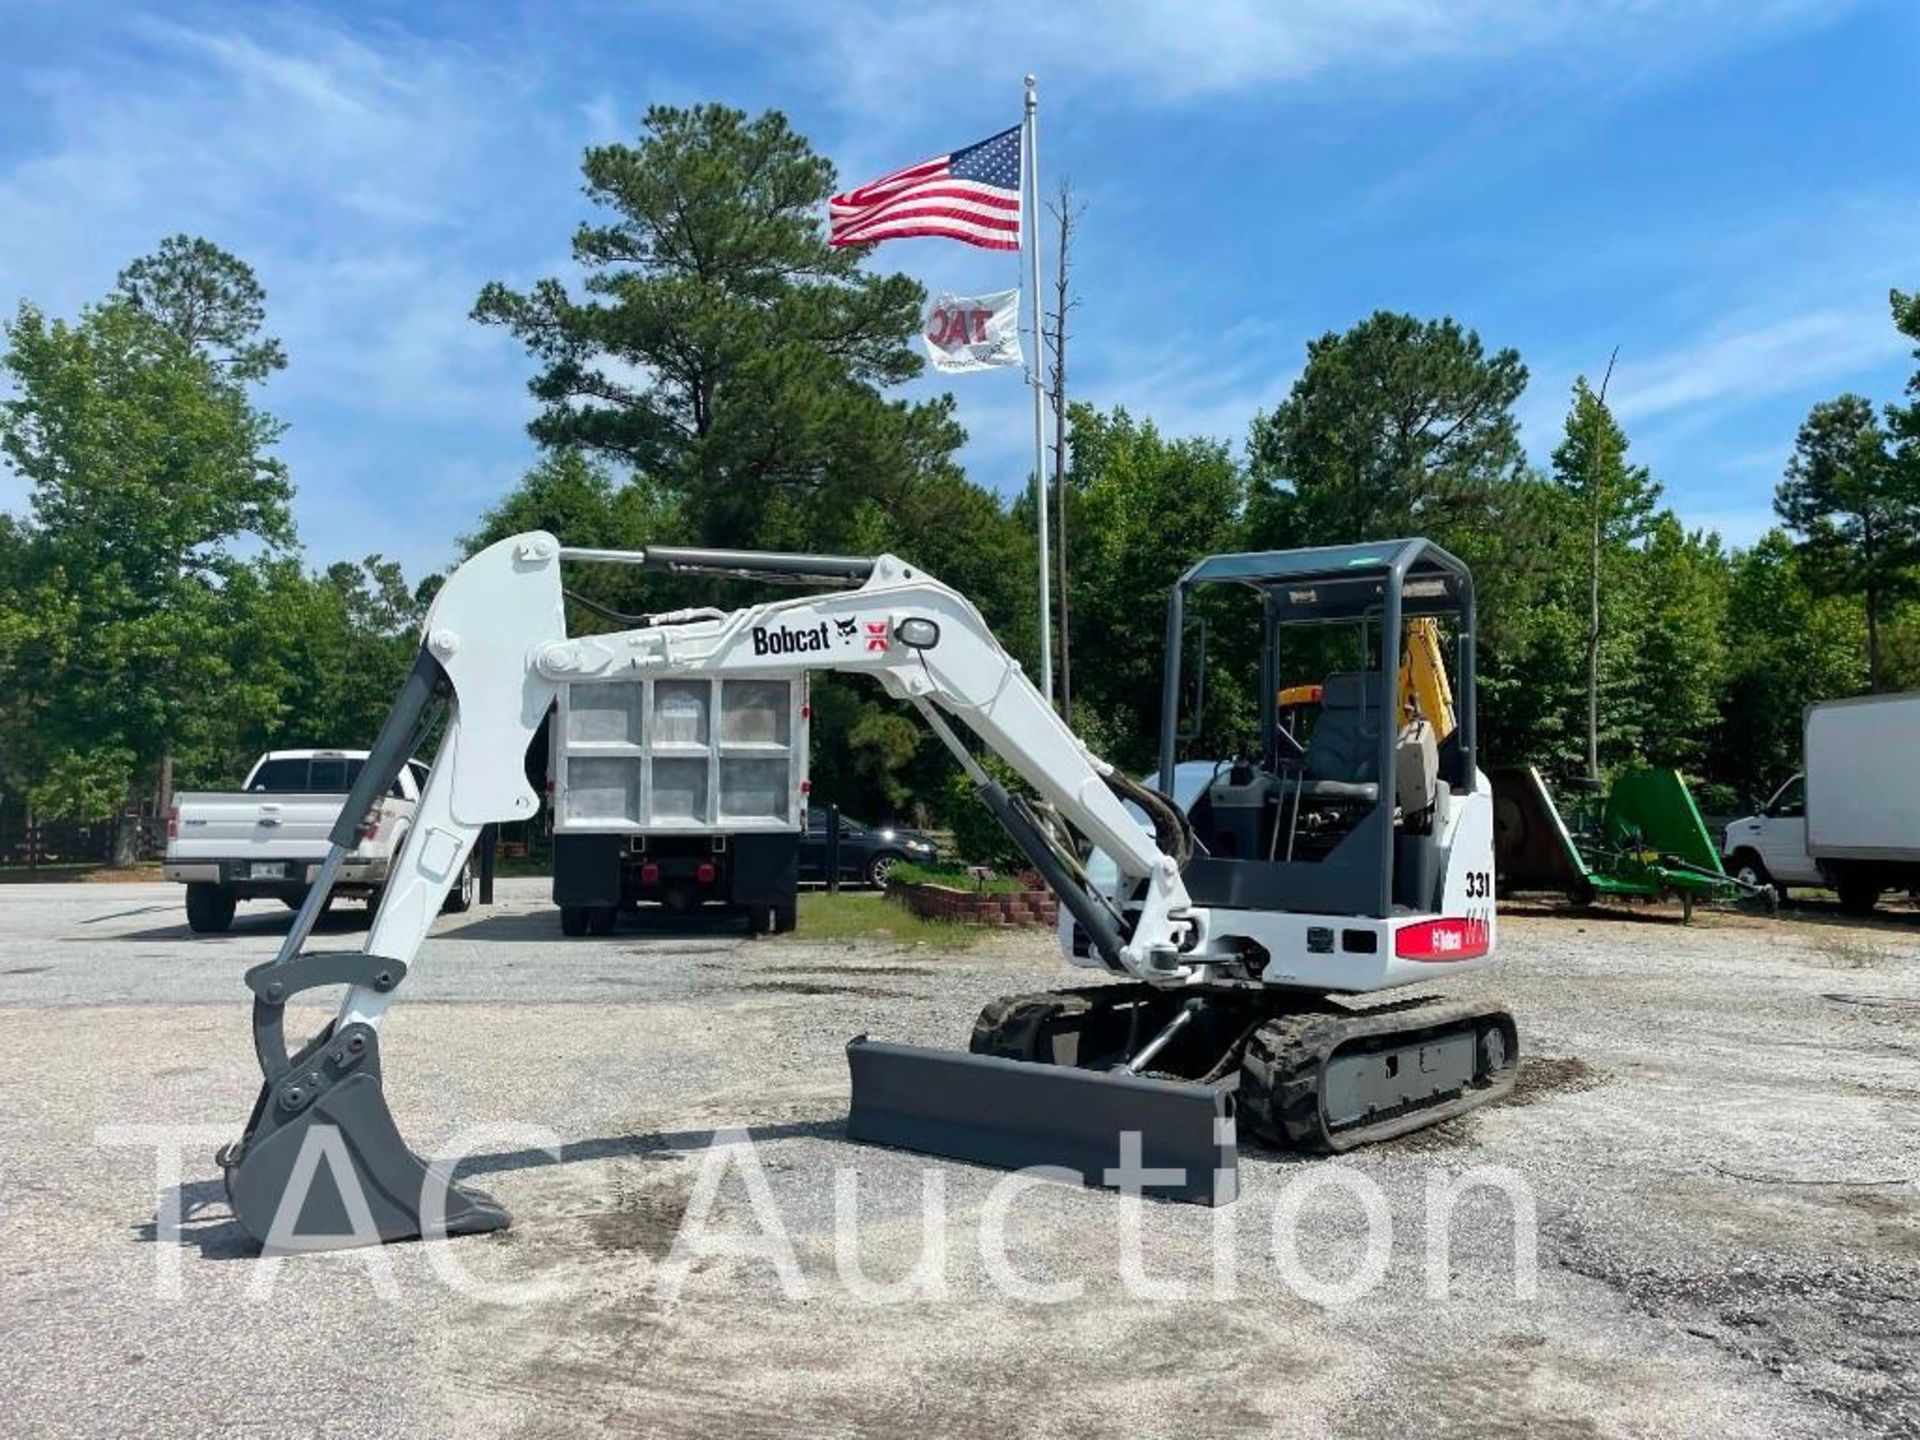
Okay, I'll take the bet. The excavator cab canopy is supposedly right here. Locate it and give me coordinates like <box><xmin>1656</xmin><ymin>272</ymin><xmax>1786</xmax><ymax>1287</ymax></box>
<box><xmin>1157</xmin><ymin>539</ymin><xmax>1478</xmax><ymax>920</ymax></box>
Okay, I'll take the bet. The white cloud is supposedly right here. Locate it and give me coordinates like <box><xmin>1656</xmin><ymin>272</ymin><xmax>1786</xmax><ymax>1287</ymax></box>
<box><xmin>0</xmin><ymin>10</ymin><xmax>588</xmax><ymax>577</ymax></box>
<box><xmin>691</xmin><ymin>0</ymin><xmax>1856</xmax><ymax>115</ymax></box>
<box><xmin>1610</xmin><ymin>307</ymin><xmax>1907</xmax><ymax>424</ymax></box>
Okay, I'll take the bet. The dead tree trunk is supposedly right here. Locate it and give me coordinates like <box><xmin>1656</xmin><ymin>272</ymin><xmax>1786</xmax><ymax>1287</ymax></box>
<box><xmin>1583</xmin><ymin>347</ymin><xmax>1619</xmax><ymax>780</ymax></box>
<box><xmin>1046</xmin><ymin>181</ymin><xmax>1084</xmax><ymax>727</ymax></box>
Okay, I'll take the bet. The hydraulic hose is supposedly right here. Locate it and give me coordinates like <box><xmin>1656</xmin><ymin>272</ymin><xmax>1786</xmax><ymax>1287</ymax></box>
<box><xmin>1103</xmin><ymin>768</ymin><xmax>1194</xmax><ymax>873</ymax></box>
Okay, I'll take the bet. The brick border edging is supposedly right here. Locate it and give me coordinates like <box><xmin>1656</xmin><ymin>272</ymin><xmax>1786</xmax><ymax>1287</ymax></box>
<box><xmin>885</xmin><ymin>878</ymin><xmax>1059</xmax><ymax>928</ymax></box>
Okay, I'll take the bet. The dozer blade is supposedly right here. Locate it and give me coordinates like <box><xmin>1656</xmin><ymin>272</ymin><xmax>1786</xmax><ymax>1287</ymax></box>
<box><xmin>845</xmin><ymin>1036</ymin><xmax>1237</xmax><ymax>1205</ymax></box>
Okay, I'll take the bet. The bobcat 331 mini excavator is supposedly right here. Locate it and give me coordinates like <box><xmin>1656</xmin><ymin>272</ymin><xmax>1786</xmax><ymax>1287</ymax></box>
<box><xmin>219</xmin><ymin>533</ymin><xmax>1516</xmax><ymax>1250</ymax></box>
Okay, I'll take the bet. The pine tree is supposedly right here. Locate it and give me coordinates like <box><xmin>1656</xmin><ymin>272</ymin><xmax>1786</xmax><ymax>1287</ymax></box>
<box><xmin>1550</xmin><ymin>376</ymin><xmax>1660</xmax><ymax>777</ymax></box>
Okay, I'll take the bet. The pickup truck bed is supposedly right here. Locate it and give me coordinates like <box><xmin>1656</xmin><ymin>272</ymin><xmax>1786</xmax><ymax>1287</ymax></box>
<box><xmin>164</xmin><ymin>749</ymin><xmax>464</xmax><ymax>933</ymax></box>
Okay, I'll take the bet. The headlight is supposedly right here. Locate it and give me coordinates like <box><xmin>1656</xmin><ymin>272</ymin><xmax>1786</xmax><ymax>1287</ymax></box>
<box><xmin>906</xmin><ymin>839</ymin><xmax>932</xmax><ymax>852</ymax></box>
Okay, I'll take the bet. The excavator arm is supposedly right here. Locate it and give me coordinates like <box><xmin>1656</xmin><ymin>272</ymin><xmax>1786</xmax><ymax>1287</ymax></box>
<box><xmin>221</xmin><ymin>533</ymin><xmax>1221</xmax><ymax>1249</ymax></box>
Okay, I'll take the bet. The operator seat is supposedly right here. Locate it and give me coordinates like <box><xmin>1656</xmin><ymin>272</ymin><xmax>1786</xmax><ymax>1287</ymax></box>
<box><xmin>1298</xmin><ymin>671</ymin><xmax>1382</xmax><ymax>803</ymax></box>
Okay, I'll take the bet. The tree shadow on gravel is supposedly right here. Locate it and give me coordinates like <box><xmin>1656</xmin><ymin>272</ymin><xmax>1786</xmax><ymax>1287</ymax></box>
<box><xmin>439</xmin><ymin>909</ymin><xmax>756</xmax><ymax>943</ymax></box>
<box><xmin>132</xmin><ymin>1118</ymin><xmax>846</xmax><ymax>1260</ymax></box>
<box><xmin>110</xmin><ymin>907</ymin><xmax>374</xmax><ymax>943</ymax></box>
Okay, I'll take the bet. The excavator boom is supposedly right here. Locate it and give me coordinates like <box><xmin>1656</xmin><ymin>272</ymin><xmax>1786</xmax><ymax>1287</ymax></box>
<box><xmin>217</xmin><ymin>532</ymin><xmax>1513</xmax><ymax>1250</ymax></box>
<box><xmin>220</xmin><ymin>533</ymin><xmax>1235</xmax><ymax>1248</ymax></box>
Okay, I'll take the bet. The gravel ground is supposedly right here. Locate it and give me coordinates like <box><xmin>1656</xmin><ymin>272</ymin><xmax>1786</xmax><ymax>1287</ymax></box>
<box><xmin>1</xmin><ymin>879</ymin><xmax>1916</xmax><ymax>1439</ymax></box>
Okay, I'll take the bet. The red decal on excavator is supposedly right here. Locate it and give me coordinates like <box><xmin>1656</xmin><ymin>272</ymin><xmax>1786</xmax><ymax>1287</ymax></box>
<box><xmin>865</xmin><ymin>621</ymin><xmax>890</xmax><ymax>653</ymax></box>
<box><xmin>1394</xmin><ymin>916</ymin><xmax>1490</xmax><ymax>962</ymax></box>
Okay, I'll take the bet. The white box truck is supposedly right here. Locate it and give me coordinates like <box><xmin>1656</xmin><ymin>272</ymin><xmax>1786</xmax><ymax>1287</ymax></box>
<box><xmin>1721</xmin><ymin>691</ymin><xmax>1920</xmax><ymax>913</ymax></box>
<box><xmin>548</xmin><ymin>672</ymin><xmax>807</xmax><ymax>936</ymax></box>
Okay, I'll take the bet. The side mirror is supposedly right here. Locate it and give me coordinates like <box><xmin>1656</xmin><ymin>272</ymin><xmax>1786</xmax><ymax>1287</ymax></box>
<box><xmin>1177</xmin><ymin>615</ymin><xmax>1207</xmax><ymax>742</ymax></box>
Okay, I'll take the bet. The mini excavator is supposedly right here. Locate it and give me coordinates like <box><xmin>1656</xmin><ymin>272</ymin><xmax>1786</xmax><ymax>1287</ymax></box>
<box><xmin>219</xmin><ymin>534</ymin><xmax>1515</xmax><ymax>1250</ymax></box>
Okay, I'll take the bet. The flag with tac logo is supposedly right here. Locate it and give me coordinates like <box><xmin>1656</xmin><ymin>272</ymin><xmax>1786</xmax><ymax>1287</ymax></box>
<box><xmin>829</xmin><ymin>126</ymin><xmax>1023</xmax><ymax>251</ymax></box>
<box><xmin>921</xmin><ymin>289</ymin><xmax>1022</xmax><ymax>374</ymax></box>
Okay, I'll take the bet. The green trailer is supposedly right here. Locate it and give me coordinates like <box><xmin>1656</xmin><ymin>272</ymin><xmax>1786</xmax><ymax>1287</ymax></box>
<box><xmin>1492</xmin><ymin>764</ymin><xmax>1776</xmax><ymax>920</ymax></box>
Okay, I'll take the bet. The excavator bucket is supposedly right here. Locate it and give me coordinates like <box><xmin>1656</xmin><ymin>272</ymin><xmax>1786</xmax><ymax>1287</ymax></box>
<box><xmin>222</xmin><ymin>952</ymin><xmax>510</xmax><ymax>1252</ymax></box>
<box><xmin>845</xmin><ymin>1037</ymin><xmax>1238</xmax><ymax>1205</ymax></box>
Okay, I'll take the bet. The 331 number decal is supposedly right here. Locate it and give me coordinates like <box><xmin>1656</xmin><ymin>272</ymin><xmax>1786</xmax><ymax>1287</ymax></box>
<box><xmin>1463</xmin><ymin>870</ymin><xmax>1492</xmax><ymax>899</ymax></box>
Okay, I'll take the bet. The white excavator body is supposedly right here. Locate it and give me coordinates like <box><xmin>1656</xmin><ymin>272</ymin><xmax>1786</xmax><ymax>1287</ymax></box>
<box><xmin>218</xmin><ymin>532</ymin><xmax>1516</xmax><ymax>1249</ymax></box>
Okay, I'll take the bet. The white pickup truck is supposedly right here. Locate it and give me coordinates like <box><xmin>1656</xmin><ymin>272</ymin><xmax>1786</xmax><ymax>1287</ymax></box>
<box><xmin>164</xmin><ymin>748</ymin><xmax>472</xmax><ymax>933</ymax></box>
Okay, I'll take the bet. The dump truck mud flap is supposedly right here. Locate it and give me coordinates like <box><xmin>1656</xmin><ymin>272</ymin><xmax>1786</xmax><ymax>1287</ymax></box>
<box><xmin>845</xmin><ymin>1037</ymin><xmax>1238</xmax><ymax>1205</ymax></box>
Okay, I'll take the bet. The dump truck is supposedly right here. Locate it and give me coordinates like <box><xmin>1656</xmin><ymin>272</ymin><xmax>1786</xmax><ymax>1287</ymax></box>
<box><xmin>546</xmin><ymin>670</ymin><xmax>807</xmax><ymax>935</ymax></box>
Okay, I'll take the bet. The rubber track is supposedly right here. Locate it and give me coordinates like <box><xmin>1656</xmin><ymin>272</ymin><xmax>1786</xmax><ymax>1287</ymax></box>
<box><xmin>1239</xmin><ymin>997</ymin><xmax>1518</xmax><ymax>1153</ymax></box>
<box><xmin>970</xmin><ymin>986</ymin><xmax>1143</xmax><ymax>1065</ymax></box>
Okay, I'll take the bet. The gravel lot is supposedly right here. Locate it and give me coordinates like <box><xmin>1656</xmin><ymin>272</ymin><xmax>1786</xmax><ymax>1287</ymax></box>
<box><xmin>1</xmin><ymin>878</ymin><xmax>1916</xmax><ymax>1439</ymax></box>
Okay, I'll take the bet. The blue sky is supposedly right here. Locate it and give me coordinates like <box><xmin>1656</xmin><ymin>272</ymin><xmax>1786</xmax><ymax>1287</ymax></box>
<box><xmin>2</xmin><ymin>0</ymin><xmax>1915</xmax><ymax>580</ymax></box>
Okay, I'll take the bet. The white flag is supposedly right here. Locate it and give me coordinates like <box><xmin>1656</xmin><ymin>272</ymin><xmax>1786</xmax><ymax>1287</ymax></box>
<box><xmin>921</xmin><ymin>289</ymin><xmax>1022</xmax><ymax>374</ymax></box>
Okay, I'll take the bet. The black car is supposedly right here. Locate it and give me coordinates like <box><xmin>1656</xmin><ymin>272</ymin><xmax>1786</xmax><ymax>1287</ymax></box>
<box><xmin>799</xmin><ymin>807</ymin><xmax>940</xmax><ymax>887</ymax></box>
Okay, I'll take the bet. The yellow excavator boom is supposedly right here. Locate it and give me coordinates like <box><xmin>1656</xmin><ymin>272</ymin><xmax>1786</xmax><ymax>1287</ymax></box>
<box><xmin>1400</xmin><ymin>616</ymin><xmax>1456</xmax><ymax>741</ymax></box>
<box><xmin>1278</xmin><ymin>618</ymin><xmax>1456</xmax><ymax>741</ymax></box>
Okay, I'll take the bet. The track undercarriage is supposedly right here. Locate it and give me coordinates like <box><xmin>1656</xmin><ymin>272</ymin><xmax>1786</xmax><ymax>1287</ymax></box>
<box><xmin>969</xmin><ymin>984</ymin><xmax>1519</xmax><ymax>1156</ymax></box>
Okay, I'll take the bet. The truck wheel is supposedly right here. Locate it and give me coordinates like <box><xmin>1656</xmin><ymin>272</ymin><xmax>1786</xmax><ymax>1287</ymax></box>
<box><xmin>1728</xmin><ymin>850</ymin><xmax>1771</xmax><ymax>893</ymax></box>
<box><xmin>1836</xmin><ymin>870</ymin><xmax>1881</xmax><ymax>917</ymax></box>
<box><xmin>772</xmin><ymin>902</ymin><xmax>798</xmax><ymax>934</ymax></box>
<box><xmin>745</xmin><ymin>904</ymin><xmax>770</xmax><ymax>937</ymax></box>
<box><xmin>560</xmin><ymin>906</ymin><xmax>589</xmax><ymax>937</ymax></box>
<box><xmin>185</xmin><ymin>883</ymin><xmax>237</xmax><ymax>935</ymax></box>
<box><xmin>441</xmin><ymin>861</ymin><xmax>475</xmax><ymax>914</ymax></box>
<box><xmin>586</xmin><ymin>904</ymin><xmax>618</xmax><ymax>936</ymax></box>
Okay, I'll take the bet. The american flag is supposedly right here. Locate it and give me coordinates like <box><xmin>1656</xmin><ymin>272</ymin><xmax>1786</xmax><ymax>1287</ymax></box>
<box><xmin>829</xmin><ymin>126</ymin><xmax>1023</xmax><ymax>251</ymax></box>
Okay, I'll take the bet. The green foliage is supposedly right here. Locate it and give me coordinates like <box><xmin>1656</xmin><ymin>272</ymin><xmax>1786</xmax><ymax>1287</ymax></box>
<box><xmin>1552</xmin><ymin>378</ymin><xmax>1662</xmax><ymax>548</ymax></box>
<box><xmin>1620</xmin><ymin>517</ymin><xmax>1728</xmax><ymax>773</ymax></box>
<box><xmin>891</xmin><ymin>861</ymin><xmax>1026</xmax><ymax>894</ymax></box>
<box><xmin>1550</xmin><ymin>375</ymin><xmax>1663</xmax><ymax>775</ymax></box>
<box><xmin>1247</xmin><ymin>311</ymin><xmax>1530</xmax><ymax>546</ymax></box>
<box><xmin>31</xmin><ymin>747</ymin><xmax>134</xmax><ymax>821</ymax></box>
<box><xmin>845</xmin><ymin>706</ymin><xmax>921</xmax><ymax>810</ymax></box>
<box><xmin>0</xmin><ymin>122</ymin><xmax>1908</xmax><ymax>879</ymax></box>
<box><xmin>0</xmin><ymin>273</ymin><xmax>295</xmax><ymax>841</ymax></box>
<box><xmin>114</xmin><ymin>235</ymin><xmax>287</xmax><ymax>382</ymax></box>
<box><xmin>1776</xmin><ymin>392</ymin><xmax>1920</xmax><ymax>689</ymax></box>
<box><xmin>942</xmin><ymin>759</ymin><xmax>1027</xmax><ymax>871</ymax></box>
<box><xmin>472</xmin><ymin>103</ymin><xmax>936</xmax><ymax>549</ymax></box>
<box><xmin>472</xmin><ymin>105</ymin><xmax>1035</xmax><ymax>825</ymax></box>
<box><xmin>792</xmin><ymin>890</ymin><xmax>980</xmax><ymax>948</ymax></box>
<box><xmin>1055</xmin><ymin>404</ymin><xmax>1249</xmax><ymax>770</ymax></box>
<box><xmin>1716</xmin><ymin>530</ymin><xmax>1867</xmax><ymax>795</ymax></box>
<box><xmin>240</xmin><ymin>557</ymin><xmax>433</xmax><ymax>753</ymax></box>
<box><xmin>1887</xmin><ymin>287</ymin><xmax>1920</xmax><ymax>459</ymax></box>
<box><xmin>3</xmin><ymin>300</ymin><xmax>292</xmax><ymax>575</ymax></box>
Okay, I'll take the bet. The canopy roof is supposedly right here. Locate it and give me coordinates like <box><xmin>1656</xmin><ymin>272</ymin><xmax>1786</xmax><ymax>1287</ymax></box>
<box><xmin>1177</xmin><ymin>537</ymin><xmax>1469</xmax><ymax>590</ymax></box>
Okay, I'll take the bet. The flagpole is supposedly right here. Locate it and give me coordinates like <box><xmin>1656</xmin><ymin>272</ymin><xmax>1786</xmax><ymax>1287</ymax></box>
<box><xmin>1024</xmin><ymin>74</ymin><xmax>1054</xmax><ymax>705</ymax></box>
